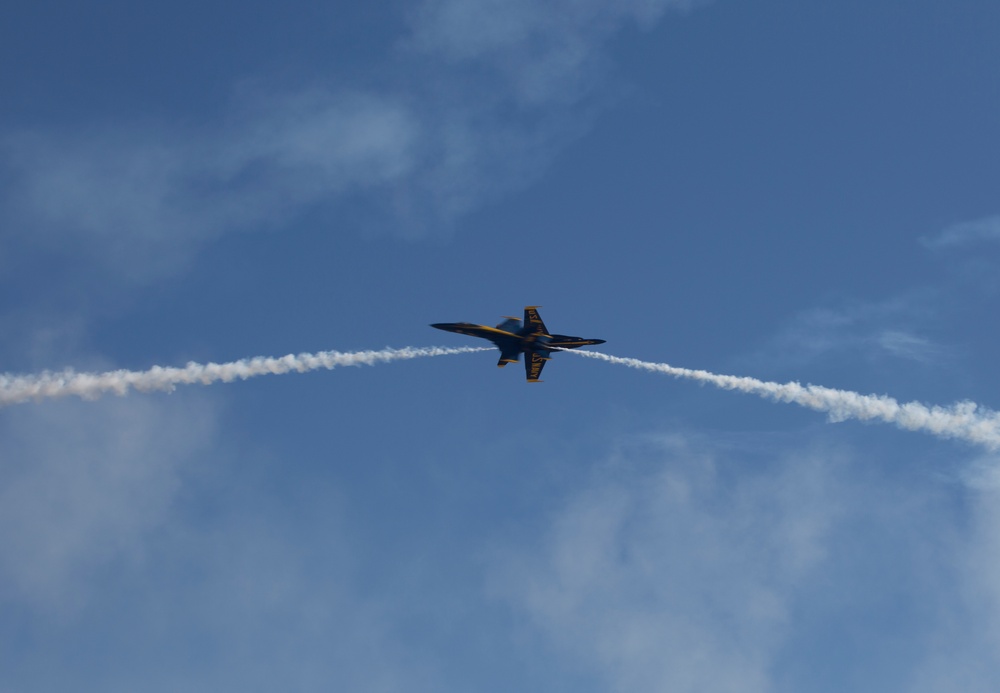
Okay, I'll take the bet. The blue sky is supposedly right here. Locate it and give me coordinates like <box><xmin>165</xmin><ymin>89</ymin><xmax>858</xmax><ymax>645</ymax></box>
<box><xmin>2</xmin><ymin>0</ymin><xmax>1000</xmax><ymax>690</ymax></box>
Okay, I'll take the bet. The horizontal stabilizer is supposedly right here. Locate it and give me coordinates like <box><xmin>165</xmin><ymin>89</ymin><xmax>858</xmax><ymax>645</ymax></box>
<box><xmin>498</xmin><ymin>348</ymin><xmax>520</xmax><ymax>368</ymax></box>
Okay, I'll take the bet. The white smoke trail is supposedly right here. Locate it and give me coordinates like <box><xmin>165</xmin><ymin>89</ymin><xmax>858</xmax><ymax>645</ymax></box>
<box><xmin>565</xmin><ymin>349</ymin><xmax>1000</xmax><ymax>450</ymax></box>
<box><xmin>0</xmin><ymin>346</ymin><xmax>490</xmax><ymax>407</ymax></box>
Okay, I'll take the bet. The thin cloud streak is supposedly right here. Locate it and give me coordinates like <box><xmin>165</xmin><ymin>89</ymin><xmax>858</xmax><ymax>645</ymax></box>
<box><xmin>566</xmin><ymin>350</ymin><xmax>1000</xmax><ymax>449</ymax></box>
<box><xmin>923</xmin><ymin>215</ymin><xmax>1000</xmax><ymax>249</ymax></box>
<box><xmin>0</xmin><ymin>346</ymin><xmax>489</xmax><ymax>406</ymax></box>
<box><xmin>408</xmin><ymin>0</ymin><xmax>703</xmax><ymax>105</ymax></box>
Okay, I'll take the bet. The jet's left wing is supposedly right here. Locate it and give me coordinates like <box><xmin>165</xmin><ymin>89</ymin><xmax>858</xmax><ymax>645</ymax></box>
<box><xmin>525</xmin><ymin>351</ymin><xmax>549</xmax><ymax>382</ymax></box>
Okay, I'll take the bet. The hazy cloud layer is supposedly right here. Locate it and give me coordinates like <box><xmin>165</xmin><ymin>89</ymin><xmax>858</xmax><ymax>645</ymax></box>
<box><xmin>102</xmin><ymin>489</ymin><xmax>440</xmax><ymax>693</ymax></box>
<box><xmin>0</xmin><ymin>394</ymin><xmax>217</xmax><ymax>611</ymax></box>
<box><xmin>492</xmin><ymin>435</ymin><xmax>842</xmax><ymax>692</ymax></box>
<box><xmin>493</xmin><ymin>434</ymin><xmax>1000</xmax><ymax>692</ymax></box>
<box><xmin>909</xmin><ymin>479</ymin><xmax>1000</xmax><ymax>693</ymax></box>
<box><xmin>0</xmin><ymin>424</ymin><xmax>444</xmax><ymax>692</ymax></box>
<box><xmin>2</xmin><ymin>0</ymin><xmax>701</xmax><ymax>284</ymax></box>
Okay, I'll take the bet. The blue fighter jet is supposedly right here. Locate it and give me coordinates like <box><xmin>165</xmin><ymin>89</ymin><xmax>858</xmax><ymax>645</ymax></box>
<box><xmin>431</xmin><ymin>306</ymin><xmax>605</xmax><ymax>382</ymax></box>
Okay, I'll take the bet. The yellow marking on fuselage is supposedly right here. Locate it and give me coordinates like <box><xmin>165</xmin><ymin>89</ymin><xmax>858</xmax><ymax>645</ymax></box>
<box><xmin>468</xmin><ymin>325</ymin><xmax>519</xmax><ymax>337</ymax></box>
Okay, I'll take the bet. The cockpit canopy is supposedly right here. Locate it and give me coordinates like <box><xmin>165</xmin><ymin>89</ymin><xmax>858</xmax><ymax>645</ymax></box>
<box><xmin>495</xmin><ymin>318</ymin><xmax>522</xmax><ymax>333</ymax></box>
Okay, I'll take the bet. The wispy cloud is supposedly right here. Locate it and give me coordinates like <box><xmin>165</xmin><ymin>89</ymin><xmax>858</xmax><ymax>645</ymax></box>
<box><xmin>922</xmin><ymin>214</ymin><xmax>1000</xmax><ymax>249</ymax></box>
<box><xmin>752</xmin><ymin>295</ymin><xmax>945</xmax><ymax>368</ymax></box>
<box><xmin>875</xmin><ymin>328</ymin><xmax>942</xmax><ymax>363</ymax></box>
<box><xmin>0</xmin><ymin>407</ymin><xmax>446</xmax><ymax>691</ymax></box>
<box><xmin>2</xmin><ymin>0</ymin><xmax>703</xmax><ymax>284</ymax></box>
<box><xmin>3</xmin><ymin>92</ymin><xmax>420</xmax><ymax>281</ymax></box>
<box><xmin>491</xmin><ymin>435</ymin><xmax>842</xmax><ymax>692</ymax></box>
<box><xmin>908</xmin><ymin>481</ymin><xmax>1000</xmax><ymax>692</ymax></box>
<box><xmin>408</xmin><ymin>0</ymin><xmax>703</xmax><ymax>105</ymax></box>
<box><xmin>494</xmin><ymin>433</ymin><xmax>1000</xmax><ymax>692</ymax></box>
<box><xmin>0</xmin><ymin>394</ymin><xmax>217</xmax><ymax>611</ymax></box>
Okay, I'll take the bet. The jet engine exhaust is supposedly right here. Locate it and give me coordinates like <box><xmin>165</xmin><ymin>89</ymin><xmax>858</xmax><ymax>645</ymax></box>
<box><xmin>0</xmin><ymin>346</ymin><xmax>490</xmax><ymax>407</ymax></box>
<box><xmin>564</xmin><ymin>349</ymin><xmax>1000</xmax><ymax>450</ymax></box>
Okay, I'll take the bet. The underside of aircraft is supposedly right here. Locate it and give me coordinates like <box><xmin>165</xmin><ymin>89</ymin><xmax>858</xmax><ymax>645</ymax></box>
<box><xmin>431</xmin><ymin>306</ymin><xmax>605</xmax><ymax>382</ymax></box>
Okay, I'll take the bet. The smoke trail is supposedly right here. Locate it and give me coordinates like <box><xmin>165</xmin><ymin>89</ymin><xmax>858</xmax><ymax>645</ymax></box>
<box><xmin>0</xmin><ymin>346</ymin><xmax>490</xmax><ymax>407</ymax></box>
<box><xmin>565</xmin><ymin>350</ymin><xmax>1000</xmax><ymax>450</ymax></box>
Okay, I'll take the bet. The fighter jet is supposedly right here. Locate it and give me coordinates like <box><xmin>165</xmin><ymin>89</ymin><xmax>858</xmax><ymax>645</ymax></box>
<box><xmin>431</xmin><ymin>306</ymin><xmax>605</xmax><ymax>382</ymax></box>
